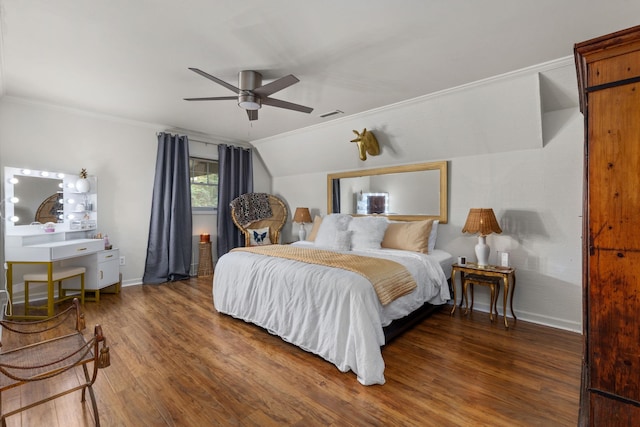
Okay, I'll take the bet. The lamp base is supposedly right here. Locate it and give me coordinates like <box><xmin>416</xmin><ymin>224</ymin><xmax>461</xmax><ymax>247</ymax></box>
<box><xmin>475</xmin><ymin>235</ymin><xmax>490</xmax><ymax>266</ymax></box>
<box><xmin>298</xmin><ymin>224</ymin><xmax>307</xmax><ymax>241</ymax></box>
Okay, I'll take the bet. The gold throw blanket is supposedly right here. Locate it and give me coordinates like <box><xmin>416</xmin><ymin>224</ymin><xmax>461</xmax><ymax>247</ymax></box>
<box><xmin>232</xmin><ymin>245</ymin><xmax>416</xmax><ymax>305</ymax></box>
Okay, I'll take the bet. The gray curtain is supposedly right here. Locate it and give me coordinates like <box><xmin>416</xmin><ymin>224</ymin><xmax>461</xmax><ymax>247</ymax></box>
<box><xmin>143</xmin><ymin>132</ymin><xmax>193</xmax><ymax>284</ymax></box>
<box><xmin>217</xmin><ymin>144</ymin><xmax>253</xmax><ymax>257</ymax></box>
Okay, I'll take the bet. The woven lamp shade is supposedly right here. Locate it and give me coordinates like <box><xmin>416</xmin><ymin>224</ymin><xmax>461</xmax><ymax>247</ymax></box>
<box><xmin>293</xmin><ymin>207</ymin><xmax>312</xmax><ymax>224</ymax></box>
<box><xmin>461</xmin><ymin>208</ymin><xmax>502</xmax><ymax>236</ymax></box>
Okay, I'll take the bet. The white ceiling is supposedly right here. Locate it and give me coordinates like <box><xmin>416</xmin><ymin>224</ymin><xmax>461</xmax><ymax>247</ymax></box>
<box><xmin>1</xmin><ymin>0</ymin><xmax>639</xmax><ymax>143</ymax></box>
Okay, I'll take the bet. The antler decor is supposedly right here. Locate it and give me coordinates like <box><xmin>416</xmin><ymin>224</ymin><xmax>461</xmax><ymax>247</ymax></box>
<box><xmin>350</xmin><ymin>128</ymin><xmax>380</xmax><ymax>161</ymax></box>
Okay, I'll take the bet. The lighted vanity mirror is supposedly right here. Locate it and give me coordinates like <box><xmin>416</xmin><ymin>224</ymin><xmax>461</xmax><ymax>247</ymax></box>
<box><xmin>327</xmin><ymin>160</ymin><xmax>448</xmax><ymax>223</ymax></box>
<box><xmin>4</xmin><ymin>166</ymin><xmax>98</xmax><ymax>234</ymax></box>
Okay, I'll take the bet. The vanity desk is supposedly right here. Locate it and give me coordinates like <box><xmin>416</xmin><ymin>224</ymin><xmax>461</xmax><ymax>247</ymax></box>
<box><xmin>5</xmin><ymin>229</ymin><xmax>104</xmax><ymax>319</ymax></box>
<box><xmin>3</xmin><ymin>166</ymin><xmax>118</xmax><ymax>319</ymax></box>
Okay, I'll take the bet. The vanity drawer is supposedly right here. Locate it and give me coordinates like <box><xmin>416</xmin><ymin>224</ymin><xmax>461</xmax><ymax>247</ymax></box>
<box><xmin>8</xmin><ymin>238</ymin><xmax>103</xmax><ymax>262</ymax></box>
<box><xmin>49</xmin><ymin>239</ymin><xmax>104</xmax><ymax>260</ymax></box>
<box><xmin>98</xmin><ymin>249</ymin><xmax>119</xmax><ymax>263</ymax></box>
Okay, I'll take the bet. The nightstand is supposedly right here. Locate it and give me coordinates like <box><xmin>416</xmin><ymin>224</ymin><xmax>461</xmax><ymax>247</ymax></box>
<box><xmin>450</xmin><ymin>262</ymin><xmax>516</xmax><ymax>328</ymax></box>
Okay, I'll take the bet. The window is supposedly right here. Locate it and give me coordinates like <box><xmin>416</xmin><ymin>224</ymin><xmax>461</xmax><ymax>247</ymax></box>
<box><xmin>190</xmin><ymin>157</ymin><xmax>218</xmax><ymax>212</ymax></box>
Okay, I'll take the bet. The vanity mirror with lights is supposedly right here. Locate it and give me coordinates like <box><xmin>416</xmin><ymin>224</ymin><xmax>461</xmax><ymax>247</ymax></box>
<box><xmin>4</xmin><ymin>166</ymin><xmax>97</xmax><ymax>233</ymax></box>
<box><xmin>3</xmin><ymin>167</ymin><xmax>118</xmax><ymax>318</ymax></box>
<box><xmin>327</xmin><ymin>160</ymin><xmax>448</xmax><ymax>223</ymax></box>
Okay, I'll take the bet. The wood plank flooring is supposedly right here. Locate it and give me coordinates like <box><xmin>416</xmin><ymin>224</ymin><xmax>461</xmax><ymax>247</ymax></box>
<box><xmin>1</xmin><ymin>277</ymin><xmax>582</xmax><ymax>426</ymax></box>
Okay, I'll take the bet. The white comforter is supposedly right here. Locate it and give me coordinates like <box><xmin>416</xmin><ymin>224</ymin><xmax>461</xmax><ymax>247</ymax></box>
<box><xmin>212</xmin><ymin>242</ymin><xmax>450</xmax><ymax>385</ymax></box>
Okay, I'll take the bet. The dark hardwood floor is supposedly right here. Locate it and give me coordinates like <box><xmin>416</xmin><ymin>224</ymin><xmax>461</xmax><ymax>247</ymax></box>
<box><xmin>1</xmin><ymin>277</ymin><xmax>582</xmax><ymax>426</ymax></box>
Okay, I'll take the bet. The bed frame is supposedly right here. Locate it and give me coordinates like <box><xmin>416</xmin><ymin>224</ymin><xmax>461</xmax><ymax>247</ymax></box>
<box><xmin>383</xmin><ymin>302</ymin><xmax>442</xmax><ymax>344</ymax></box>
<box><xmin>382</xmin><ymin>278</ymin><xmax>452</xmax><ymax>344</ymax></box>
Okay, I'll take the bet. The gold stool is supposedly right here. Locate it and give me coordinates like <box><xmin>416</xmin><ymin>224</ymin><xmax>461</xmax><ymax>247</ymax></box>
<box><xmin>462</xmin><ymin>274</ymin><xmax>501</xmax><ymax>322</ymax></box>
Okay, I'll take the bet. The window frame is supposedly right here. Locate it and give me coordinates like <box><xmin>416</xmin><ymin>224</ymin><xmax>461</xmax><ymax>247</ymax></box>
<box><xmin>189</xmin><ymin>156</ymin><xmax>219</xmax><ymax>214</ymax></box>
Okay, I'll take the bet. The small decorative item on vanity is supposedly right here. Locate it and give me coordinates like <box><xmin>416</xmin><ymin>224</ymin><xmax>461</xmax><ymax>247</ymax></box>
<box><xmin>349</xmin><ymin>128</ymin><xmax>380</xmax><ymax>161</ymax></box>
<box><xmin>103</xmin><ymin>234</ymin><xmax>112</xmax><ymax>250</ymax></box>
<box><xmin>43</xmin><ymin>222</ymin><xmax>56</xmax><ymax>233</ymax></box>
<box><xmin>461</xmin><ymin>208</ymin><xmax>502</xmax><ymax>266</ymax></box>
<box><xmin>293</xmin><ymin>207</ymin><xmax>312</xmax><ymax>241</ymax></box>
<box><xmin>76</xmin><ymin>168</ymin><xmax>91</xmax><ymax>193</ymax></box>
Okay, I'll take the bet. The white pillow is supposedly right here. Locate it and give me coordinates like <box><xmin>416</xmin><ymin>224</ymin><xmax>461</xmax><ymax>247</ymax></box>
<box><xmin>247</xmin><ymin>227</ymin><xmax>272</xmax><ymax>246</ymax></box>
<box><xmin>315</xmin><ymin>230</ymin><xmax>352</xmax><ymax>251</ymax></box>
<box><xmin>428</xmin><ymin>220</ymin><xmax>439</xmax><ymax>252</ymax></box>
<box><xmin>348</xmin><ymin>216</ymin><xmax>389</xmax><ymax>250</ymax></box>
<box><xmin>314</xmin><ymin>214</ymin><xmax>352</xmax><ymax>249</ymax></box>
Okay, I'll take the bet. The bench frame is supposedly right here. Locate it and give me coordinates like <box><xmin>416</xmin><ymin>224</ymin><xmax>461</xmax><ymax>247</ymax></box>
<box><xmin>0</xmin><ymin>299</ymin><xmax>109</xmax><ymax>426</ymax></box>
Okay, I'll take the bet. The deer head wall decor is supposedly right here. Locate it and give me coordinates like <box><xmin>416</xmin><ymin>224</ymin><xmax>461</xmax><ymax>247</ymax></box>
<box><xmin>350</xmin><ymin>128</ymin><xmax>380</xmax><ymax>161</ymax></box>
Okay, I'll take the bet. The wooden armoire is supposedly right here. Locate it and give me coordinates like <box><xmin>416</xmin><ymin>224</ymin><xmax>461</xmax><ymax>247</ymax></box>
<box><xmin>575</xmin><ymin>26</ymin><xmax>640</xmax><ymax>425</ymax></box>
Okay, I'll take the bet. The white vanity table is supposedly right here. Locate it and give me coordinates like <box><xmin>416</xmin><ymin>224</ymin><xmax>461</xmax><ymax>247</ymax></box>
<box><xmin>3</xmin><ymin>166</ymin><xmax>120</xmax><ymax>318</ymax></box>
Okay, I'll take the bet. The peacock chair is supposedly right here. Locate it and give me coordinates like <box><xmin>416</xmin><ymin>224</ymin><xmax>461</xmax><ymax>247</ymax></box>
<box><xmin>230</xmin><ymin>193</ymin><xmax>287</xmax><ymax>246</ymax></box>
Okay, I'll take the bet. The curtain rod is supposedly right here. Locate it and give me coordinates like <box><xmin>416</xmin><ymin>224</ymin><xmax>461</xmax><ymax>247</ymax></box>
<box><xmin>157</xmin><ymin>131</ymin><xmax>251</xmax><ymax>148</ymax></box>
<box><xmin>156</xmin><ymin>132</ymin><xmax>217</xmax><ymax>146</ymax></box>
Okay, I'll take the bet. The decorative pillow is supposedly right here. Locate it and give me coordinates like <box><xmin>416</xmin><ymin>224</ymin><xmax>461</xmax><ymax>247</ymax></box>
<box><xmin>247</xmin><ymin>227</ymin><xmax>272</xmax><ymax>246</ymax></box>
<box><xmin>428</xmin><ymin>220</ymin><xmax>439</xmax><ymax>253</ymax></box>
<box><xmin>314</xmin><ymin>214</ymin><xmax>352</xmax><ymax>249</ymax></box>
<box><xmin>314</xmin><ymin>230</ymin><xmax>352</xmax><ymax>251</ymax></box>
<box><xmin>306</xmin><ymin>215</ymin><xmax>323</xmax><ymax>241</ymax></box>
<box><xmin>381</xmin><ymin>219</ymin><xmax>434</xmax><ymax>253</ymax></box>
<box><xmin>348</xmin><ymin>216</ymin><xmax>389</xmax><ymax>250</ymax></box>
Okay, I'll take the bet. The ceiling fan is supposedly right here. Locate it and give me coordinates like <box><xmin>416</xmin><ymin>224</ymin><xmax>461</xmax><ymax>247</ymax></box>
<box><xmin>184</xmin><ymin>68</ymin><xmax>313</xmax><ymax>121</ymax></box>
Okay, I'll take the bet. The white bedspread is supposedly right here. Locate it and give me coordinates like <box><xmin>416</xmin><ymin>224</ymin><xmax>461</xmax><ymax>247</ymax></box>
<box><xmin>212</xmin><ymin>242</ymin><xmax>450</xmax><ymax>385</ymax></box>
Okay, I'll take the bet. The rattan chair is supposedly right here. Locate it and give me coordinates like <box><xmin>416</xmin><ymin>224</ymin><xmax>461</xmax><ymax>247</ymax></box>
<box><xmin>231</xmin><ymin>194</ymin><xmax>287</xmax><ymax>246</ymax></box>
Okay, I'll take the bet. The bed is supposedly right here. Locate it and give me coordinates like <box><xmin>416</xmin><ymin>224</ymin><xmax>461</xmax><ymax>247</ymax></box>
<box><xmin>213</xmin><ymin>215</ymin><xmax>452</xmax><ymax>385</ymax></box>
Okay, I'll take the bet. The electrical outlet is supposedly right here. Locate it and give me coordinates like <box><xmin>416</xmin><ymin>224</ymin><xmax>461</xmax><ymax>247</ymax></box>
<box><xmin>119</xmin><ymin>256</ymin><xmax>126</xmax><ymax>266</ymax></box>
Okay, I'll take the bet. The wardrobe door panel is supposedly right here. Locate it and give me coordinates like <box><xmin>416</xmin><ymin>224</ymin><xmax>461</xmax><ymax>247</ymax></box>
<box><xmin>588</xmin><ymin>84</ymin><xmax>640</xmax><ymax>250</ymax></box>
<box><xmin>589</xmin><ymin>250</ymin><xmax>640</xmax><ymax>400</ymax></box>
<box><xmin>591</xmin><ymin>394</ymin><xmax>640</xmax><ymax>426</ymax></box>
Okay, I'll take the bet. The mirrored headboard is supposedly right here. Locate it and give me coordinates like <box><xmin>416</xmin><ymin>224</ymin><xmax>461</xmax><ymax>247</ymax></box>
<box><xmin>4</xmin><ymin>166</ymin><xmax>98</xmax><ymax>235</ymax></box>
<box><xmin>327</xmin><ymin>160</ymin><xmax>448</xmax><ymax>223</ymax></box>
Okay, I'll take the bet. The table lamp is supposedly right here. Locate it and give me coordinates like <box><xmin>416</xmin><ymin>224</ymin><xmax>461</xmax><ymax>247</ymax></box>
<box><xmin>293</xmin><ymin>207</ymin><xmax>312</xmax><ymax>241</ymax></box>
<box><xmin>461</xmin><ymin>208</ymin><xmax>502</xmax><ymax>266</ymax></box>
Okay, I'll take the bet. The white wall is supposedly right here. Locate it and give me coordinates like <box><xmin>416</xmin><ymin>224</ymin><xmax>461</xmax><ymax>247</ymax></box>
<box><xmin>253</xmin><ymin>58</ymin><xmax>583</xmax><ymax>332</ymax></box>
<box><xmin>0</xmin><ymin>98</ymin><xmax>270</xmax><ymax>285</ymax></box>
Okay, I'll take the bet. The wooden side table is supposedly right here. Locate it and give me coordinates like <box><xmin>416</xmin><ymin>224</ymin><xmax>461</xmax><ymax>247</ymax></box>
<box><xmin>450</xmin><ymin>262</ymin><xmax>516</xmax><ymax>328</ymax></box>
<box><xmin>197</xmin><ymin>242</ymin><xmax>213</xmax><ymax>277</ymax></box>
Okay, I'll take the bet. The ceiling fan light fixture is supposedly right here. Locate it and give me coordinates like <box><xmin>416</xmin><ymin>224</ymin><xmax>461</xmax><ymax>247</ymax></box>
<box><xmin>238</xmin><ymin>93</ymin><xmax>261</xmax><ymax>110</ymax></box>
<box><xmin>185</xmin><ymin>68</ymin><xmax>312</xmax><ymax>120</ymax></box>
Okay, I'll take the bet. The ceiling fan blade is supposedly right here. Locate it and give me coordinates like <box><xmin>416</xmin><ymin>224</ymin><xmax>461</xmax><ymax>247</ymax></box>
<box><xmin>188</xmin><ymin>68</ymin><xmax>239</xmax><ymax>94</ymax></box>
<box><xmin>247</xmin><ymin>109</ymin><xmax>258</xmax><ymax>121</ymax></box>
<box><xmin>262</xmin><ymin>97</ymin><xmax>313</xmax><ymax>113</ymax></box>
<box><xmin>184</xmin><ymin>96</ymin><xmax>238</xmax><ymax>101</ymax></box>
<box><xmin>253</xmin><ymin>74</ymin><xmax>299</xmax><ymax>97</ymax></box>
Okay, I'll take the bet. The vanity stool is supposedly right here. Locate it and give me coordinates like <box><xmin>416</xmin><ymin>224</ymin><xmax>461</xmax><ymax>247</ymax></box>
<box><xmin>23</xmin><ymin>266</ymin><xmax>86</xmax><ymax>318</ymax></box>
<box><xmin>462</xmin><ymin>274</ymin><xmax>501</xmax><ymax>322</ymax></box>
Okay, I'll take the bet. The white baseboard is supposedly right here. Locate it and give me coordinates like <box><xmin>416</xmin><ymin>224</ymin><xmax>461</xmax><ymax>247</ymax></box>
<box><xmin>449</xmin><ymin>301</ymin><xmax>582</xmax><ymax>334</ymax></box>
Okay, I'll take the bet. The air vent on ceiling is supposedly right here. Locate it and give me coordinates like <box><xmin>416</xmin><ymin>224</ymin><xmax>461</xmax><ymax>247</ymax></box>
<box><xmin>319</xmin><ymin>109</ymin><xmax>344</xmax><ymax>118</ymax></box>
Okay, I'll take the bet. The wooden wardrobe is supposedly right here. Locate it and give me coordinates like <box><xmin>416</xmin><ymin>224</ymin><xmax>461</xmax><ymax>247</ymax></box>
<box><xmin>575</xmin><ymin>25</ymin><xmax>640</xmax><ymax>425</ymax></box>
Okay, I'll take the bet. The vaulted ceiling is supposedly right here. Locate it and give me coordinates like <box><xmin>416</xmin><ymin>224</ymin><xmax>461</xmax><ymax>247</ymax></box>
<box><xmin>1</xmin><ymin>1</ymin><xmax>639</xmax><ymax>143</ymax></box>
